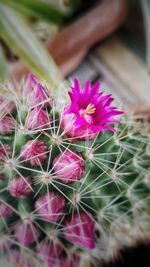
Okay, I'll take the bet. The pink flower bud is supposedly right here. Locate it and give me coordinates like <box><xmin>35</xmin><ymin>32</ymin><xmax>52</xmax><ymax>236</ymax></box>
<box><xmin>35</xmin><ymin>192</ymin><xmax>65</xmax><ymax>222</ymax></box>
<box><xmin>0</xmin><ymin>144</ymin><xmax>12</xmax><ymax>163</ymax></box>
<box><xmin>8</xmin><ymin>249</ymin><xmax>35</xmax><ymax>267</ymax></box>
<box><xmin>24</xmin><ymin>73</ymin><xmax>51</xmax><ymax>107</ymax></box>
<box><xmin>0</xmin><ymin>236</ymin><xmax>10</xmax><ymax>251</ymax></box>
<box><xmin>15</xmin><ymin>221</ymin><xmax>41</xmax><ymax>246</ymax></box>
<box><xmin>7</xmin><ymin>249</ymin><xmax>20</xmax><ymax>265</ymax></box>
<box><xmin>64</xmin><ymin>212</ymin><xmax>95</xmax><ymax>250</ymax></box>
<box><xmin>20</xmin><ymin>140</ymin><xmax>48</xmax><ymax>166</ymax></box>
<box><xmin>0</xmin><ymin>116</ymin><xmax>15</xmax><ymax>135</ymax></box>
<box><xmin>25</xmin><ymin>107</ymin><xmax>50</xmax><ymax>130</ymax></box>
<box><xmin>62</xmin><ymin>253</ymin><xmax>81</xmax><ymax>267</ymax></box>
<box><xmin>0</xmin><ymin>203</ymin><xmax>13</xmax><ymax>218</ymax></box>
<box><xmin>53</xmin><ymin>150</ymin><xmax>84</xmax><ymax>183</ymax></box>
<box><xmin>8</xmin><ymin>176</ymin><xmax>32</xmax><ymax>199</ymax></box>
<box><xmin>0</xmin><ymin>96</ymin><xmax>15</xmax><ymax>115</ymax></box>
<box><xmin>37</xmin><ymin>238</ymin><xmax>63</xmax><ymax>264</ymax></box>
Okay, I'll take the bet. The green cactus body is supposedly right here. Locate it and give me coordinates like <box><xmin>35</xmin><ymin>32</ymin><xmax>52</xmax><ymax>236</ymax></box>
<box><xmin>0</xmin><ymin>75</ymin><xmax>149</xmax><ymax>267</ymax></box>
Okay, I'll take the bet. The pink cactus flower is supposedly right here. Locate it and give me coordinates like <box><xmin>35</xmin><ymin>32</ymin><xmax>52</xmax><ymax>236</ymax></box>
<box><xmin>8</xmin><ymin>176</ymin><xmax>32</xmax><ymax>199</ymax></box>
<box><xmin>20</xmin><ymin>140</ymin><xmax>48</xmax><ymax>166</ymax></box>
<box><xmin>0</xmin><ymin>144</ymin><xmax>12</xmax><ymax>163</ymax></box>
<box><xmin>25</xmin><ymin>107</ymin><xmax>50</xmax><ymax>130</ymax></box>
<box><xmin>61</xmin><ymin>79</ymin><xmax>123</xmax><ymax>139</ymax></box>
<box><xmin>64</xmin><ymin>212</ymin><xmax>95</xmax><ymax>250</ymax></box>
<box><xmin>24</xmin><ymin>73</ymin><xmax>51</xmax><ymax>107</ymax></box>
<box><xmin>0</xmin><ymin>96</ymin><xmax>15</xmax><ymax>115</ymax></box>
<box><xmin>53</xmin><ymin>150</ymin><xmax>84</xmax><ymax>183</ymax></box>
<box><xmin>0</xmin><ymin>203</ymin><xmax>13</xmax><ymax>218</ymax></box>
<box><xmin>35</xmin><ymin>192</ymin><xmax>65</xmax><ymax>222</ymax></box>
<box><xmin>15</xmin><ymin>221</ymin><xmax>41</xmax><ymax>246</ymax></box>
<box><xmin>0</xmin><ymin>116</ymin><xmax>16</xmax><ymax>135</ymax></box>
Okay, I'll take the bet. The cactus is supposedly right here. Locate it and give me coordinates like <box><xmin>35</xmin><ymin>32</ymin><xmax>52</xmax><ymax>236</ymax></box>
<box><xmin>0</xmin><ymin>74</ymin><xmax>149</xmax><ymax>267</ymax></box>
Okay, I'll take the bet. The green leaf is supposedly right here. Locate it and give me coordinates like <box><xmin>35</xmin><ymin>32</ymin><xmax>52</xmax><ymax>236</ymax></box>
<box><xmin>0</xmin><ymin>3</ymin><xmax>64</xmax><ymax>91</ymax></box>
<box><xmin>0</xmin><ymin>46</ymin><xmax>8</xmax><ymax>82</ymax></box>
<box><xmin>1</xmin><ymin>0</ymin><xmax>73</xmax><ymax>25</ymax></box>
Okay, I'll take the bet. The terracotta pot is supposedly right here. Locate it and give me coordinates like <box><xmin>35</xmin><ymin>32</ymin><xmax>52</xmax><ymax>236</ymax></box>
<box><xmin>10</xmin><ymin>0</ymin><xmax>127</xmax><ymax>81</ymax></box>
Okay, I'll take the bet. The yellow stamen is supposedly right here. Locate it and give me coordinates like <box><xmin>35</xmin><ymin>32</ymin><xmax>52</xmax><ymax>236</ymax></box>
<box><xmin>85</xmin><ymin>103</ymin><xmax>96</xmax><ymax>114</ymax></box>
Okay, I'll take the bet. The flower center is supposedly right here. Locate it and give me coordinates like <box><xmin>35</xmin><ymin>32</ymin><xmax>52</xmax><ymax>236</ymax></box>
<box><xmin>80</xmin><ymin>103</ymin><xmax>96</xmax><ymax>117</ymax></box>
<box><xmin>85</xmin><ymin>103</ymin><xmax>96</xmax><ymax>114</ymax></box>
<box><xmin>79</xmin><ymin>103</ymin><xmax>96</xmax><ymax>124</ymax></box>
<box><xmin>85</xmin><ymin>103</ymin><xmax>96</xmax><ymax>115</ymax></box>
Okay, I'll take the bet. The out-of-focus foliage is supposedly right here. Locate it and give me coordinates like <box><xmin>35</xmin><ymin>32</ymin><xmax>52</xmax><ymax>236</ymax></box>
<box><xmin>1</xmin><ymin>0</ymin><xmax>75</xmax><ymax>25</ymax></box>
<box><xmin>0</xmin><ymin>46</ymin><xmax>8</xmax><ymax>83</ymax></box>
<box><xmin>141</xmin><ymin>0</ymin><xmax>150</xmax><ymax>70</ymax></box>
<box><xmin>0</xmin><ymin>0</ymin><xmax>82</xmax><ymax>84</ymax></box>
<box><xmin>0</xmin><ymin>3</ymin><xmax>63</xmax><ymax>87</ymax></box>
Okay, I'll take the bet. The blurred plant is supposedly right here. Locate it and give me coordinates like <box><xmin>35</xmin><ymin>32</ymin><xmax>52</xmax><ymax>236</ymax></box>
<box><xmin>0</xmin><ymin>75</ymin><xmax>149</xmax><ymax>267</ymax></box>
<box><xmin>141</xmin><ymin>0</ymin><xmax>150</xmax><ymax>70</ymax></box>
<box><xmin>0</xmin><ymin>46</ymin><xmax>8</xmax><ymax>83</ymax></box>
<box><xmin>0</xmin><ymin>0</ymin><xmax>83</xmax><ymax>85</ymax></box>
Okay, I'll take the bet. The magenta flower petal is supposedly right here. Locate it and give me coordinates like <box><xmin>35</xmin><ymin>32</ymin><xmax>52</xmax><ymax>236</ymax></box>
<box><xmin>53</xmin><ymin>150</ymin><xmax>84</xmax><ymax>183</ymax></box>
<box><xmin>20</xmin><ymin>140</ymin><xmax>48</xmax><ymax>166</ymax></box>
<box><xmin>62</xmin><ymin>79</ymin><xmax>123</xmax><ymax>139</ymax></box>
<box><xmin>35</xmin><ymin>192</ymin><xmax>65</xmax><ymax>222</ymax></box>
<box><xmin>8</xmin><ymin>176</ymin><xmax>32</xmax><ymax>199</ymax></box>
<box><xmin>64</xmin><ymin>212</ymin><xmax>95</xmax><ymax>250</ymax></box>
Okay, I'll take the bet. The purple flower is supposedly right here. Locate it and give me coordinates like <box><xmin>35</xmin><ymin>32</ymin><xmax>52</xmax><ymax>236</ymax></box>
<box><xmin>20</xmin><ymin>140</ymin><xmax>48</xmax><ymax>166</ymax></box>
<box><xmin>64</xmin><ymin>212</ymin><xmax>95</xmax><ymax>250</ymax></box>
<box><xmin>35</xmin><ymin>192</ymin><xmax>65</xmax><ymax>222</ymax></box>
<box><xmin>8</xmin><ymin>176</ymin><xmax>32</xmax><ymax>199</ymax></box>
<box><xmin>24</xmin><ymin>73</ymin><xmax>51</xmax><ymax>107</ymax></box>
<box><xmin>53</xmin><ymin>150</ymin><xmax>84</xmax><ymax>183</ymax></box>
<box><xmin>62</xmin><ymin>79</ymin><xmax>123</xmax><ymax>139</ymax></box>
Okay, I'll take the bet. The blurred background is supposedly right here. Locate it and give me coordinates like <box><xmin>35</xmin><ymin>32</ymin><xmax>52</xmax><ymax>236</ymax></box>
<box><xmin>0</xmin><ymin>1</ymin><xmax>150</xmax><ymax>266</ymax></box>
<box><xmin>0</xmin><ymin>0</ymin><xmax>150</xmax><ymax>111</ymax></box>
